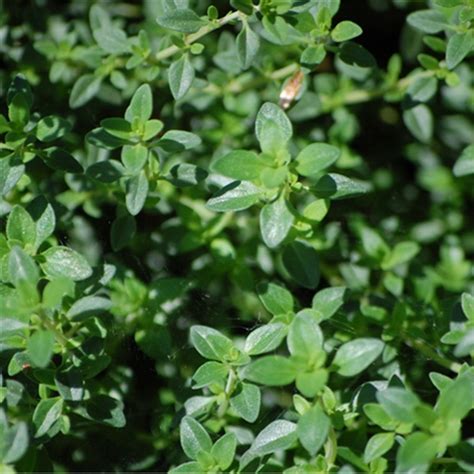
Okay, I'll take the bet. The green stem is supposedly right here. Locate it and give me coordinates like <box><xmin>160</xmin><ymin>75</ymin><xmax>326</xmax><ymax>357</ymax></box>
<box><xmin>206</xmin><ymin>212</ymin><xmax>234</xmax><ymax>239</ymax></box>
<box><xmin>38</xmin><ymin>309</ymin><xmax>69</xmax><ymax>348</ymax></box>
<box><xmin>406</xmin><ymin>335</ymin><xmax>462</xmax><ymax>374</ymax></box>
<box><xmin>227</xmin><ymin>63</ymin><xmax>299</xmax><ymax>94</ymax></box>
<box><xmin>432</xmin><ymin>457</ymin><xmax>457</xmax><ymax>465</ymax></box>
<box><xmin>155</xmin><ymin>10</ymin><xmax>242</xmax><ymax>62</ymax></box>
<box><xmin>324</xmin><ymin>426</ymin><xmax>337</xmax><ymax>467</ymax></box>
<box><xmin>327</xmin><ymin>69</ymin><xmax>436</xmax><ymax>109</ymax></box>
<box><xmin>207</xmin><ymin>63</ymin><xmax>434</xmax><ymax>115</ymax></box>
<box><xmin>217</xmin><ymin>368</ymin><xmax>237</xmax><ymax>418</ymax></box>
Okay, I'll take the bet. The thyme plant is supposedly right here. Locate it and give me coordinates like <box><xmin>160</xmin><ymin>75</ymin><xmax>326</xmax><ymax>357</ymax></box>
<box><xmin>1</xmin><ymin>0</ymin><xmax>473</xmax><ymax>472</ymax></box>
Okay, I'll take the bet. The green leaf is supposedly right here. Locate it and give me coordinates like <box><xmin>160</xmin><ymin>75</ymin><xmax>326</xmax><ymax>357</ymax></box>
<box><xmin>453</xmin><ymin>144</ymin><xmax>474</xmax><ymax>177</ymax></box>
<box><xmin>312</xmin><ymin>287</ymin><xmax>347</xmax><ymax>321</ymax></box>
<box><xmin>312</xmin><ymin>173</ymin><xmax>371</xmax><ymax>200</ymax></box>
<box><xmin>211</xmin><ymin>432</ymin><xmax>237</xmax><ymax>470</ymax></box>
<box><xmin>230</xmin><ymin>383</ymin><xmax>261</xmax><ymax>422</ymax></box>
<box><xmin>7</xmin><ymin>351</ymin><xmax>31</xmax><ymax>376</ymax></box>
<box><xmin>395</xmin><ymin>432</ymin><xmax>438</xmax><ymax>473</ymax></box>
<box><xmin>331</xmin><ymin>21</ymin><xmax>362</xmax><ymax>42</ymax></box>
<box><xmin>190</xmin><ymin>325</ymin><xmax>234</xmax><ymax>361</ymax></box>
<box><xmin>301</xmin><ymin>44</ymin><xmax>326</xmax><ymax>66</ymax></box>
<box><xmin>41</xmin><ymin>246</ymin><xmax>93</xmax><ymax>281</ymax></box>
<box><xmin>446</xmin><ymin>32</ymin><xmax>473</xmax><ymax>70</ymax></box>
<box><xmin>381</xmin><ymin>242</ymin><xmax>420</xmax><ymax>270</ymax></box>
<box><xmin>244</xmin><ymin>355</ymin><xmax>296</xmax><ymax>386</ymax></box>
<box><xmin>206</xmin><ymin>180</ymin><xmax>263</xmax><ymax>212</ymax></box>
<box><xmin>93</xmin><ymin>26</ymin><xmax>130</xmax><ymax>54</ymax></box>
<box><xmin>2</xmin><ymin>421</ymin><xmax>29</xmax><ymax>464</ymax></box>
<box><xmin>33</xmin><ymin>397</ymin><xmax>63</xmax><ymax>438</ymax></box>
<box><xmin>27</xmin><ymin>330</ymin><xmax>55</xmax><ymax>368</ymax></box>
<box><xmin>8</xmin><ymin>93</ymin><xmax>29</xmax><ymax>125</ymax></box>
<box><xmin>256</xmin><ymin>281</ymin><xmax>294</xmax><ymax>315</ymax></box>
<box><xmin>294</xmin><ymin>143</ymin><xmax>340</xmax><ymax>177</ymax></box>
<box><xmin>255</xmin><ymin>102</ymin><xmax>293</xmax><ymax>153</ymax></box>
<box><xmin>89</xmin><ymin>5</ymin><xmax>111</xmax><ymax>31</ymax></box>
<box><xmin>158</xmin><ymin>130</ymin><xmax>201</xmax><ymax>151</ymax></box>
<box><xmin>296</xmin><ymin>368</ymin><xmax>328</xmax><ymax>398</ymax></box>
<box><xmin>403</xmin><ymin>104</ymin><xmax>433</xmax><ymax>143</ymax></box>
<box><xmin>337</xmin><ymin>447</ymin><xmax>368</xmax><ymax>472</ymax></box>
<box><xmin>282</xmin><ymin>241</ymin><xmax>320</xmax><ymax>289</ymax></box>
<box><xmin>87</xmin><ymin>161</ymin><xmax>125</xmax><ymax>183</ymax></box>
<box><xmin>7</xmin><ymin>75</ymin><xmax>33</xmax><ymax>108</ymax></box>
<box><xmin>435</xmin><ymin>372</ymin><xmax>474</xmax><ymax>420</ymax></box>
<box><xmin>66</xmin><ymin>296</ymin><xmax>112</xmax><ymax>321</ymax></box>
<box><xmin>261</xmin><ymin>15</ymin><xmax>297</xmax><ymax>45</ymax></box>
<box><xmin>192</xmin><ymin>361</ymin><xmax>228</xmax><ymax>388</ymax></box>
<box><xmin>260</xmin><ymin>196</ymin><xmax>294</xmax><ymax>248</ymax></box>
<box><xmin>168</xmin><ymin>163</ymin><xmax>207</xmax><ymax>187</ymax></box>
<box><xmin>244</xmin><ymin>323</ymin><xmax>287</xmax><ymax>355</ymax></box>
<box><xmin>363</xmin><ymin>403</ymin><xmax>396</xmax><ymax>430</ymax></box>
<box><xmin>43</xmin><ymin>147</ymin><xmax>83</xmax><ymax>174</ymax></box>
<box><xmin>333</xmin><ymin>338</ymin><xmax>384</xmax><ymax>376</ymax></box>
<box><xmin>169</xmin><ymin>54</ymin><xmax>195</xmax><ymax>100</ymax></box>
<box><xmin>407</xmin><ymin>10</ymin><xmax>448</xmax><ymax>34</ymax></box>
<box><xmin>288</xmin><ymin>313</ymin><xmax>323</xmax><ymax>359</ymax></box>
<box><xmin>101</xmin><ymin>118</ymin><xmax>132</xmax><ymax>140</ymax></box>
<box><xmin>111</xmin><ymin>215</ymin><xmax>137</xmax><ymax>251</ymax></box>
<box><xmin>429</xmin><ymin>372</ymin><xmax>453</xmax><ymax>391</ymax></box>
<box><xmin>180</xmin><ymin>416</ymin><xmax>212</xmax><ymax>460</ymax></box>
<box><xmin>246</xmin><ymin>420</ymin><xmax>297</xmax><ymax>457</ymax></box>
<box><xmin>303</xmin><ymin>199</ymin><xmax>330</xmax><ymax>222</ymax></box>
<box><xmin>360</xmin><ymin>227</ymin><xmax>389</xmax><ymax>260</ymax></box>
<box><xmin>297</xmin><ymin>405</ymin><xmax>330</xmax><ymax>456</ymax></box>
<box><xmin>212</xmin><ymin>150</ymin><xmax>264</xmax><ymax>181</ymax></box>
<box><xmin>407</xmin><ymin>76</ymin><xmax>438</xmax><ymax>102</ymax></box>
<box><xmin>86</xmin><ymin>127</ymin><xmax>127</xmax><ymax>150</ymax></box>
<box><xmin>230</xmin><ymin>0</ymin><xmax>254</xmax><ymax>15</ymax></box>
<box><xmin>143</xmin><ymin>119</ymin><xmax>164</xmax><ymax>140</ymax></box>
<box><xmin>0</xmin><ymin>158</ymin><xmax>24</xmax><ymax>197</ymax></box>
<box><xmin>434</xmin><ymin>0</ymin><xmax>463</xmax><ymax>6</ymax></box>
<box><xmin>28</xmin><ymin>197</ymin><xmax>56</xmax><ymax>251</ymax></box>
<box><xmin>418</xmin><ymin>53</ymin><xmax>440</xmax><ymax>71</ymax></box>
<box><xmin>167</xmin><ymin>163</ymin><xmax>208</xmax><ymax>187</ymax></box>
<box><xmin>364</xmin><ymin>432</ymin><xmax>395</xmax><ymax>463</ymax></box>
<box><xmin>55</xmin><ymin>367</ymin><xmax>84</xmax><ymax>401</ymax></box>
<box><xmin>454</xmin><ymin>329</ymin><xmax>474</xmax><ymax>357</ymax></box>
<box><xmin>36</xmin><ymin>115</ymin><xmax>71</xmax><ymax>142</ymax></box>
<box><xmin>69</xmin><ymin>74</ymin><xmax>102</xmax><ymax>108</ymax></box>
<box><xmin>461</xmin><ymin>292</ymin><xmax>474</xmax><ymax>322</ymax></box>
<box><xmin>8</xmin><ymin>246</ymin><xmax>39</xmax><ymax>285</ymax></box>
<box><xmin>237</xmin><ymin>23</ymin><xmax>260</xmax><ymax>69</ymax></box>
<box><xmin>6</xmin><ymin>205</ymin><xmax>36</xmax><ymax>249</ymax></box>
<box><xmin>169</xmin><ymin>462</ymin><xmax>202</xmax><ymax>474</ymax></box>
<box><xmin>376</xmin><ymin>388</ymin><xmax>420</xmax><ymax>423</ymax></box>
<box><xmin>125</xmin><ymin>84</ymin><xmax>153</xmax><ymax>123</ymax></box>
<box><xmin>74</xmin><ymin>395</ymin><xmax>126</xmax><ymax>428</ymax></box>
<box><xmin>43</xmin><ymin>277</ymin><xmax>74</xmax><ymax>309</ymax></box>
<box><xmin>125</xmin><ymin>171</ymin><xmax>149</xmax><ymax>215</ymax></box>
<box><xmin>121</xmin><ymin>144</ymin><xmax>148</xmax><ymax>174</ymax></box>
<box><xmin>156</xmin><ymin>9</ymin><xmax>207</xmax><ymax>33</ymax></box>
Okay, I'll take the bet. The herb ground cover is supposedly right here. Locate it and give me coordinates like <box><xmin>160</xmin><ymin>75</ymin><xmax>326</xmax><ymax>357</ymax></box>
<box><xmin>0</xmin><ymin>0</ymin><xmax>474</xmax><ymax>473</ymax></box>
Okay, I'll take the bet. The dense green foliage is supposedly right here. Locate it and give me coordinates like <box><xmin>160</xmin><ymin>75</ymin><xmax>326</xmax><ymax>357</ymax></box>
<box><xmin>1</xmin><ymin>0</ymin><xmax>474</xmax><ymax>472</ymax></box>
